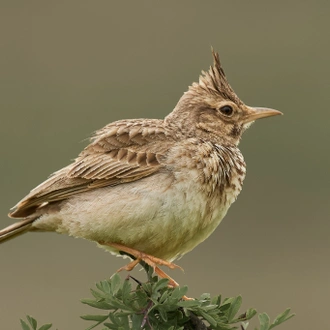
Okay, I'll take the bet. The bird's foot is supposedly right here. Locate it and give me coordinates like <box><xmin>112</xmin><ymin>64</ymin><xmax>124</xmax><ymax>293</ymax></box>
<box><xmin>99</xmin><ymin>241</ymin><xmax>192</xmax><ymax>300</ymax></box>
<box><xmin>99</xmin><ymin>241</ymin><xmax>183</xmax><ymax>272</ymax></box>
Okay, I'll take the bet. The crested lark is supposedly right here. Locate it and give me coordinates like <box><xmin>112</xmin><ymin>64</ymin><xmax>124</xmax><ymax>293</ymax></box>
<box><xmin>0</xmin><ymin>50</ymin><xmax>281</xmax><ymax>282</ymax></box>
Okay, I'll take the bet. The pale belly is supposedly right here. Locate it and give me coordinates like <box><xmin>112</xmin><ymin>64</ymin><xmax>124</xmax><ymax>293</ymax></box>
<box><xmin>33</xmin><ymin>171</ymin><xmax>241</xmax><ymax>261</ymax></box>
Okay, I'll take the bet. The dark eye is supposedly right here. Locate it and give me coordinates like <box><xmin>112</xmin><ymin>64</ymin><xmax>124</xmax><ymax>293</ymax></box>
<box><xmin>219</xmin><ymin>105</ymin><xmax>234</xmax><ymax>116</ymax></box>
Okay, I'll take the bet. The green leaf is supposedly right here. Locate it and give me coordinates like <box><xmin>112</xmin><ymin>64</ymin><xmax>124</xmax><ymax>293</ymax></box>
<box><xmin>118</xmin><ymin>314</ymin><xmax>130</xmax><ymax>328</ymax></box>
<box><xmin>153</xmin><ymin>278</ymin><xmax>170</xmax><ymax>292</ymax></box>
<box><xmin>211</xmin><ymin>294</ymin><xmax>221</xmax><ymax>306</ymax></box>
<box><xmin>38</xmin><ymin>325</ymin><xmax>52</xmax><ymax>330</ymax></box>
<box><xmin>110</xmin><ymin>274</ymin><xmax>121</xmax><ymax>295</ymax></box>
<box><xmin>232</xmin><ymin>308</ymin><xmax>257</xmax><ymax>323</ymax></box>
<box><xmin>245</xmin><ymin>308</ymin><xmax>257</xmax><ymax>320</ymax></box>
<box><xmin>170</xmin><ymin>285</ymin><xmax>188</xmax><ymax>300</ymax></box>
<box><xmin>199</xmin><ymin>293</ymin><xmax>211</xmax><ymax>301</ymax></box>
<box><xmin>215</xmin><ymin>322</ymin><xmax>234</xmax><ymax>330</ymax></box>
<box><xmin>219</xmin><ymin>302</ymin><xmax>231</xmax><ymax>313</ymax></box>
<box><xmin>131</xmin><ymin>313</ymin><xmax>144</xmax><ymax>330</ymax></box>
<box><xmin>20</xmin><ymin>319</ymin><xmax>30</xmax><ymax>330</ymax></box>
<box><xmin>226</xmin><ymin>296</ymin><xmax>242</xmax><ymax>321</ymax></box>
<box><xmin>269</xmin><ymin>309</ymin><xmax>295</xmax><ymax>329</ymax></box>
<box><xmin>95</xmin><ymin>282</ymin><xmax>103</xmax><ymax>291</ymax></box>
<box><xmin>259</xmin><ymin>313</ymin><xmax>270</xmax><ymax>330</ymax></box>
<box><xmin>108</xmin><ymin>313</ymin><xmax>119</xmax><ymax>325</ymax></box>
<box><xmin>26</xmin><ymin>315</ymin><xmax>37</xmax><ymax>330</ymax></box>
<box><xmin>122</xmin><ymin>278</ymin><xmax>132</xmax><ymax>301</ymax></box>
<box><xmin>90</xmin><ymin>288</ymin><xmax>107</xmax><ymax>299</ymax></box>
<box><xmin>158</xmin><ymin>290</ymin><xmax>169</xmax><ymax>304</ymax></box>
<box><xmin>199</xmin><ymin>310</ymin><xmax>217</xmax><ymax>327</ymax></box>
<box><xmin>134</xmin><ymin>289</ymin><xmax>148</xmax><ymax>308</ymax></box>
<box><xmin>101</xmin><ymin>280</ymin><xmax>112</xmax><ymax>294</ymax></box>
<box><xmin>81</xmin><ymin>314</ymin><xmax>108</xmax><ymax>322</ymax></box>
<box><xmin>108</xmin><ymin>296</ymin><xmax>133</xmax><ymax>311</ymax></box>
<box><xmin>177</xmin><ymin>300</ymin><xmax>201</xmax><ymax>308</ymax></box>
<box><xmin>103</xmin><ymin>323</ymin><xmax>117</xmax><ymax>330</ymax></box>
<box><xmin>84</xmin><ymin>322</ymin><xmax>104</xmax><ymax>330</ymax></box>
<box><xmin>81</xmin><ymin>299</ymin><xmax>113</xmax><ymax>310</ymax></box>
<box><xmin>142</xmin><ymin>282</ymin><xmax>152</xmax><ymax>294</ymax></box>
<box><xmin>158</xmin><ymin>306</ymin><xmax>168</xmax><ymax>322</ymax></box>
<box><xmin>203</xmin><ymin>304</ymin><xmax>218</xmax><ymax>312</ymax></box>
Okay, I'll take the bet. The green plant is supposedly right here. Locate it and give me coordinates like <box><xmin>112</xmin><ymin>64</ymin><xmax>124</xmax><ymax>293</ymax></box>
<box><xmin>20</xmin><ymin>264</ymin><xmax>294</xmax><ymax>330</ymax></box>
<box><xmin>20</xmin><ymin>315</ymin><xmax>52</xmax><ymax>330</ymax></box>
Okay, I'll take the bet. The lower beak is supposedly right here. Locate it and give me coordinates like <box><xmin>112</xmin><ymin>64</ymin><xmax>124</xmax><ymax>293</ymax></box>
<box><xmin>243</xmin><ymin>107</ymin><xmax>283</xmax><ymax>123</ymax></box>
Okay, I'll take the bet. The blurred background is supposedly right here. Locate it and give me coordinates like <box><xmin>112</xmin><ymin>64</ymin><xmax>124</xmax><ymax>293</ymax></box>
<box><xmin>0</xmin><ymin>1</ymin><xmax>329</xmax><ymax>329</ymax></box>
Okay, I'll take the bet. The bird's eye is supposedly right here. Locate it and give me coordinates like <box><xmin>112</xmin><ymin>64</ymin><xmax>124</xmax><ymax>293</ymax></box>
<box><xmin>219</xmin><ymin>105</ymin><xmax>234</xmax><ymax>116</ymax></box>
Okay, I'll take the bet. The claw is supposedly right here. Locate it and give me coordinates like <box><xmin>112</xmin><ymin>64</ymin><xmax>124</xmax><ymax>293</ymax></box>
<box><xmin>99</xmin><ymin>241</ymin><xmax>192</xmax><ymax>299</ymax></box>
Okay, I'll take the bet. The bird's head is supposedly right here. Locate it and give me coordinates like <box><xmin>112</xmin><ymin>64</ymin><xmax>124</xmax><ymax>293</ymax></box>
<box><xmin>165</xmin><ymin>49</ymin><xmax>282</xmax><ymax>146</ymax></box>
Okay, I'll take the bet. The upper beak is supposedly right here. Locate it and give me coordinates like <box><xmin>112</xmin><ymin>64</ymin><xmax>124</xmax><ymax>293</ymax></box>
<box><xmin>243</xmin><ymin>107</ymin><xmax>283</xmax><ymax>123</ymax></box>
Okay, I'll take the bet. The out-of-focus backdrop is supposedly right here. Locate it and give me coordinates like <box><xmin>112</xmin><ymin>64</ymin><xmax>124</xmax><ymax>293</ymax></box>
<box><xmin>0</xmin><ymin>2</ymin><xmax>329</xmax><ymax>329</ymax></box>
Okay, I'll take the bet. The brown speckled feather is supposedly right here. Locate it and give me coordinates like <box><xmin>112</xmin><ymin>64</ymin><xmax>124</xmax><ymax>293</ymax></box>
<box><xmin>10</xmin><ymin>119</ymin><xmax>174</xmax><ymax>218</ymax></box>
<box><xmin>2</xmin><ymin>49</ymin><xmax>281</xmax><ymax>265</ymax></box>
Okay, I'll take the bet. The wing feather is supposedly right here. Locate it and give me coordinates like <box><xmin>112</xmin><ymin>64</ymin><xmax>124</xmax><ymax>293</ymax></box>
<box><xmin>10</xmin><ymin>119</ymin><xmax>173</xmax><ymax>218</ymax></box>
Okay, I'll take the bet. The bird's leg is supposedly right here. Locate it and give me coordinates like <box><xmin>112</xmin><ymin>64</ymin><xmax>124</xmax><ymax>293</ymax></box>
<box><xmin>154</xmin><ymin>266</ymin><xmax>180</xmax><ymax>287</ymax></box>
<box><xmin>154</xmin><ymin>266</ymin><xmax>193</xmax><ymax>301</ymax></box>
<box><xmin>119</xmin><ymin>258</ymin><xmax>141</xmax><ymax>271</ymax></box>
<box><xmin>99</xmin><ymin>241</ymin><xmax>183</xmax><ymax>272</ymax></box>
<box><xmin>99</xmin><ymin>241</ymin><xmax>192</xmax><ymax>300</ymax></box>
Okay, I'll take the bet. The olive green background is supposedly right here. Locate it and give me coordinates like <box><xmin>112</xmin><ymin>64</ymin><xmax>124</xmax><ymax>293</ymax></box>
<box><xmin>0</xmin><ymin>1</ymin><xmax>329</xmax><ymax>329</ymax></box>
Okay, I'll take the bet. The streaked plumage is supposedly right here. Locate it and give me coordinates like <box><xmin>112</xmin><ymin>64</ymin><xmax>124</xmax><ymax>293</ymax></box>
<box><xmin>0</xmin><ymin>50</ymin><xmax>281</xmax><ymax>270</ymax></box>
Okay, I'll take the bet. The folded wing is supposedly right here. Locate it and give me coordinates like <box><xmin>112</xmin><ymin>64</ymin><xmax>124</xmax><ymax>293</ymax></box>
<box><xmin>10</xmin><ymin>119</ymin><xmax>173</xmax><ymax>218</ymax></box>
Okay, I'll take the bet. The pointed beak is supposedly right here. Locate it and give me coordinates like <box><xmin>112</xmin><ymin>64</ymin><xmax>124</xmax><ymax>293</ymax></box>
<box><xmin>243</xmin><ymin>107</ymin><xmax>283</xmax><ymax>123</ymax></box>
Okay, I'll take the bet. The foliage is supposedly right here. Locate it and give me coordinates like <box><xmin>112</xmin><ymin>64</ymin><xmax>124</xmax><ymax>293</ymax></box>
<box><xmin>20</xmin><ymin>315</ymin><xmax>52</xmax><ymax>330</ymax></box>
<box><xmin>20</xmin><ymin>265</ymin><xmax>294</xmax><ymax>330</ymax></box>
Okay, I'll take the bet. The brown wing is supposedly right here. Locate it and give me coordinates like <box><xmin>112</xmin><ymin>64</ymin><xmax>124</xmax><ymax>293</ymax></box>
<box><xmin>10</xmin><ymin>119</ymin><xmax>173</xmax><ymax>218</ymax></box>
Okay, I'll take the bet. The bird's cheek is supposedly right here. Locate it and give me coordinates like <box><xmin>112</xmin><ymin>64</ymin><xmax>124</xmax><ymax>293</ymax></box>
<box><xmin>196</xmin><ymin>121</ymin><xmax>211</xmax><ymax>133</ymax></box>
<box><xmin>197</xmin><ymin>118</ymin><xmax>220</xmax><ymax>134</ymax></box>
<box><xmin>229</xmin><ymin>125</ymin><xmax>241</xmax><ymax>138</ymax></box>
<box><xmin>242</xmin><ymin>121</ymin><xmax>254</xmax><ymax>132</ymax></box>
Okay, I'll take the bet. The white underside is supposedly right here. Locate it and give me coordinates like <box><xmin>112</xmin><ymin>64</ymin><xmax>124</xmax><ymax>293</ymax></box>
<box><xmin>33</xmin><ymin>170</ymin><xmax>241</xmax><ymax>261</ymax></box>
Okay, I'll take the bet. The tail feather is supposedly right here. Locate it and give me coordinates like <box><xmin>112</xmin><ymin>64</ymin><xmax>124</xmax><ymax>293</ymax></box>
<box><xmin>0</xmin><ymin>217</ymin><xmax>37</xmax><ymax>244</ymax></box>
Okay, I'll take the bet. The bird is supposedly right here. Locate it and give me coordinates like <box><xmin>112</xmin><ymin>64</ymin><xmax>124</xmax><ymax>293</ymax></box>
<box><xmin>0</xmin><ymin>49</ymin><xmax>281</xmax><ymax>286</ymax></box>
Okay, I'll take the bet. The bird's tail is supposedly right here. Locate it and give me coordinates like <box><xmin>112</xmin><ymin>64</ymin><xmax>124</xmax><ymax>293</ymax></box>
<box><xmin>0</xmin><ymin>217</ymin><xmax>37</xmax><ymax>244</ymax></box>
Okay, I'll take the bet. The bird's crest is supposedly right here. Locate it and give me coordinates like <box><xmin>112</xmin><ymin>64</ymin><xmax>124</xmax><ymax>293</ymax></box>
<box><xmin>188</xmin><ymin>48</ymin><xmax>243</xmax><ymax>106</ymax></box>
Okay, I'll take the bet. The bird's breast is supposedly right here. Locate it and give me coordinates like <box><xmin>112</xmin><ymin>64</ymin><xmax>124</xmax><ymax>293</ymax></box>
<box><xmin>166</xmin><ymin>140</ymin><xmax>246</xmax><ymax>205</ymax></box>
<box><xmin>155</xmin><ymin>141</ymin><xmax>246</xmax><ymax>258</ymax></box>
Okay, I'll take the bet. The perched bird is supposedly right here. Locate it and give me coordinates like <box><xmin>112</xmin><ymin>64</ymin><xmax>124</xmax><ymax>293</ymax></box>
<box><xmin>0</xmin><ymin>50</ymin><xmax>281</xmax><ymax>285</ymax></box>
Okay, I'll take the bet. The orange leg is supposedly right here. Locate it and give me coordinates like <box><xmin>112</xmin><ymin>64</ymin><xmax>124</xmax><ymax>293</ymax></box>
<box><xmin>154</xmin><ymin>266</ymin><xmax>180</xmax><ymax>287</ymax></box>
<box><xmin>99</xmin><ymin>241</ymin><xmax>183</xmax><ymax>272</ymax></box>
<box><xmin>99</xmin><ymin>241</ymin><xmax>192</xmax><ymax>300</ymax></box>
<box><xmin>119</xmin><ymin>258</ymin><xmax>141</xmax><ymax>271</ymax></box>
<box><xmin>155</xmin><ymin>267</ymin><xmax>193</xmax><ymax>301</ymax></box>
